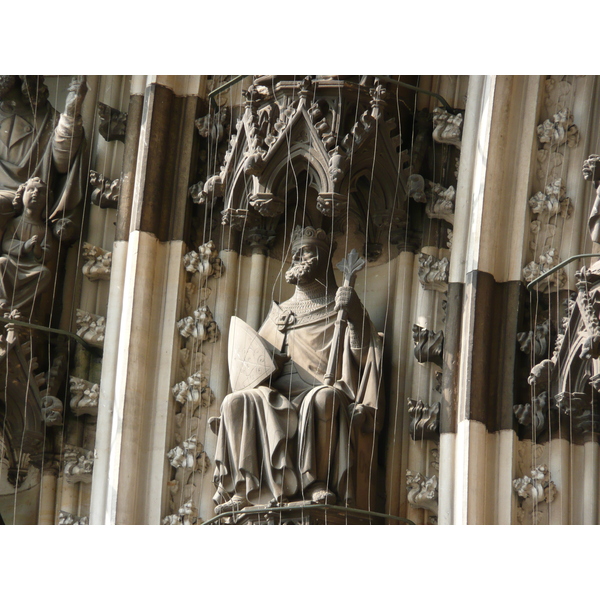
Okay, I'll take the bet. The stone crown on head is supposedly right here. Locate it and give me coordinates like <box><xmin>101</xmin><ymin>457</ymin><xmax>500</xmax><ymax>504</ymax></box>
<box><xmin>291</xmin><ymin>225</ymin><xmax>331</xmax><ymax>252</ymax></box>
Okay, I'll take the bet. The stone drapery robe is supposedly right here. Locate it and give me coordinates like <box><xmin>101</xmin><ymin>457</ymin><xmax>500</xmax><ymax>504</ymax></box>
<box><xmin>213</xmin><ymin>289</ymin><xmax>383</xmax><ymax>507</ymax></box>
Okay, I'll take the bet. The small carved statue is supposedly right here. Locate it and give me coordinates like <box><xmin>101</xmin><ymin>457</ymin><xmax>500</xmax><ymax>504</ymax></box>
<box><xmin>0</xmin><ymin>177</ymin><xmax>55</xmax><ymax>311</ymax></box>
<box><xmin>583</xmin><ymin>155</ymin><xmax>600</xmax><ymax>246</ymax></box>
<box><xmin>212</xmin><ymin>226</ymin><xmax>382</xmax><ymax>514</ymax></box>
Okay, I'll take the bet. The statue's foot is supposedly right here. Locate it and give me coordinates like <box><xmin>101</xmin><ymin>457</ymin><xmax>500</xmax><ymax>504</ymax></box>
<box><xmin>214</xmin><ymin>494</ymin><xmax>251</xmax><ymax>515</ymax></box>
<box><xmin>307</xmin><ymin>482</ymin><xmax>336</xmax><ymax>505</ymax></box>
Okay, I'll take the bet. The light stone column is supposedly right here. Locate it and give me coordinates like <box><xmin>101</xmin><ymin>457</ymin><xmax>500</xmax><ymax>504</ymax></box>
<box><xmin>37</xmin><ymin>465</ymin><xmax>59</xmax><ymax>525</ymax></box>
<box><xmin>246</xmin><ymin>248</ymin><xmax>268</xmax><ymax>331</ymax></box>
<box><xmin>384</xmin><ymin>251</ymin><xmax>414</xmax><ymax>522</ymax></box>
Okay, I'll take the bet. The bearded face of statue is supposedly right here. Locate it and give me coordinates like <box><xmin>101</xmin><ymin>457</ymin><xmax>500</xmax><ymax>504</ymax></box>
<box><xmin>0</xmin><ymin>76</ymin><xmax>17</xmax><ymax>100</ymax></box>
<box><xmin>285</xmin><ymin>245</ymin><xmax>321</xmax><ymax>285</ymax></box>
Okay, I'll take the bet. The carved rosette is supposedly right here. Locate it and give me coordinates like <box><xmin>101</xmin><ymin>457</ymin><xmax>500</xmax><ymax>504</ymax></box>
<box><xmin>69</xmin><ymin>376</ymin><xmax>100</xmax><ymax>416</ymax></box>
<box><xmin>82</xmin><ymin>242</ymin><xmax>112</xmax><ymax>281</ymax></box>
<box><xmin>75</xmin><ymin>309</ymin><xmax>106</xmax><ymax>348</ymax></box>
<box><xmin>63</xmin><ymin>445</ymin><xmax>94</xmax><ymax>484</ymax></box>
<box><xmin>417</xmin><ymin>254</ymin><xmax>449</xmax><ymax>292</ymax></box>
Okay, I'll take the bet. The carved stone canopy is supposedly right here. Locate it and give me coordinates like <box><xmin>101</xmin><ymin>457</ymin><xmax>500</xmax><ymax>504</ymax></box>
<box><xmin>199</xmin><ymin>77</ymin><xmax>417</xmax><ymax>262</ymax></box>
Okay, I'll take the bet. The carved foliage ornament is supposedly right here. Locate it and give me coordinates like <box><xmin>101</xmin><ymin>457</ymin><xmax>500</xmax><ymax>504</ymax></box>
<box><xmin>417</xmin><ymin>253</ymin><xmax>449</xmax><ymax>292</ymax></box>
<box><xmin>82</xmin><ymin>242</ymin><xmax>111</xmax><ymax>281</ymax></box>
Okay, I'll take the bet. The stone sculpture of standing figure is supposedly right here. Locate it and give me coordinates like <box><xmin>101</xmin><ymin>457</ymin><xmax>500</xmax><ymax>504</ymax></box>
<box><xmin>212</xmin><ymin>225</ymin><xmax>383</xmax><ymax>514</ymax></box>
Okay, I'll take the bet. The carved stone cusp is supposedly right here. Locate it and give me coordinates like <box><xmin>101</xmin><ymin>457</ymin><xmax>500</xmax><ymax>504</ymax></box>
<box><xmin>98</xmin><ymin>102</ymin><xmax>127</xmax><ymax>143</ymax></box>
<box><xmin>432</xmin><ymin>107</ymin><xmax>463</xmax><ymax>149</ymax></box>
<box><xmin>75</xmin><ymin>309</ymin><xmax>106</xmax><ymax>348</ymax></box>
<box><xmin>89</xmin><ymin>170</ymin><xmax>120</xmax><ymax>209</ymax></box>
<box><xmin>82</xmin><ymin>242</ymin><xmax>112</xmax><ymax>281</ymax></box>
<box><xmin>69</xmin><ymin>376</ymin><xmax>99</xmax><ymax>416</ymax></box>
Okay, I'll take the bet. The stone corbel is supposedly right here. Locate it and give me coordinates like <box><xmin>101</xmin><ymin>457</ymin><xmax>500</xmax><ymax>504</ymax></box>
<box><xmin>248</xmin><ymin>193</ymin><xmax>284</xmax><ymax>218</ymax></box>
<box><xmin>172</xmin><ymin>371</ymin><xmax>214</xmax><ymax>409</ymax></box>
<box><xmin>432</xmin><ymin>107</ymin><xmax>463</xmax><ymax>149</ymax></box>
<box><xmin>63</xmin><ymin>445</ymin><xmax>94</xmax><ymax>484</ymax></box>
<box><xmin>75</xmin><ymin>309</ymin><xmax>106</xmax><ymax>348</ymax></box>
<box><xmin>407</xmin><ymin>398</ymin><xmax>440</xmax><ymax>441</ymax></box>
<box><xmin>316</xmin><ymin>192</ymin><xmax>347</xmax><ymax>218</ymax></box>
<box><xmin>58</xmin><ymin>510</ymin><xmax>89</xmax><ymax>525</ymax></box>
<box><xmin>89</xmin><ymin>170</ymin><xmax>120</xmax><ymax>209</ymax></box>
<box><xmin>82</xmin><ymin>242</ymin><xmax>112</xmax><ymax>281</ymax></box>
<box><xmin>221</xmin><ymin>207</ymin><xmax>260</xmax><ymax>231</ymax></box>
<box><xmin>69</xmin><ymin>376</ymin><xmax>100</xmax><ymax>416</ymax></box>
<box><xmin>412</xmin><ymin>324</ymin><xmax>444</xmax><ymax>367</ymax></box>
<box><xmin>406</xmin><ymin>470</ymin><xmax>438</xmax><ymax>518</ymax></box>
<box><xmin>417</xmin><ymin>253</ymin><xmax>449</xmax><ymax>292</ymax></box>
<box><xmin>98</xmin><ymin>102</ymin><xmax>127</xmax><ymax>143</ymax></box>
<box><xmin>166</xmin><ymin>435</ymin><xmax>210</xmax><ymax>473</ymax></box>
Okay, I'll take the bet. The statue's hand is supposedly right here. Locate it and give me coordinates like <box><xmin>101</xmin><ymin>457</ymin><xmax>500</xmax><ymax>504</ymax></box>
<box><xmin>335</xmin><ymin>286</ymin><xmax>362</xmax><ymax>322</ymax></box>
<box><xmin>348</xmin><ymin>403</ymin><xmax>376</xmax><ymax>432</ymax></box>
<box><xmin>24</xmin><ymin>235</ymin><xmax>38</xmax><ymax>252</ymax></box>
<box><xmin>64</xmin><ymin>76</ymin><xmax>88</xmax><ymax>119</ymax></box>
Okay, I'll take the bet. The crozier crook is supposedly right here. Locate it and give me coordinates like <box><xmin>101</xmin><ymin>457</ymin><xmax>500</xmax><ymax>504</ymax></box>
<box><xmin>324</xmin><ymin>249</ymin><xmax>365</xmax><ymax>386</ymax></box>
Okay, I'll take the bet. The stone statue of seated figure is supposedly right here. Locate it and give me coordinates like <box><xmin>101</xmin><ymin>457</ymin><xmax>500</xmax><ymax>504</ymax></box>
<box><xmin>0</xmin><ymin>177</ymin><xmax>54</xmax><ymax>312</ymax></box>
<box><xmin>211</xmin><ymin>226</ymin><xmax>383</xmax><ymax>515</ymax></box>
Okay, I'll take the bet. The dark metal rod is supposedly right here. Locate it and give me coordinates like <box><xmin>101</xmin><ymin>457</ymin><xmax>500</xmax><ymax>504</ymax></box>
<box><xmin>374</xmin><ymin>76</ymin><xmax>455</xmax><ymax>112</ymax></box>
<box><xmin>525</xmin><ymin>253</ymin><xmax>600</xmax><ymax>291</ymax></box>
<box><xmin>0</xmin><ymin>315</ymin><xmax>101</xmax><ymax>354</ymax></box>
<box><xmin>207</xmin><ymin>75</ymin><xmax>248</xmax><ymax>109</ymax></box>
<box><xmin>201</xmin><ymin>503</ymin><xmax>415</xmax><ymax>525</ymax></box>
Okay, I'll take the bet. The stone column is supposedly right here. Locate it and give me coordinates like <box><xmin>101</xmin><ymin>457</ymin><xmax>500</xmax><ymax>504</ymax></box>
<box><xmin>384</xmin><ymin>250</ymin><xmax>414</xmax><ymax>521</ymax></box>
<box><xmin>89</xmin><ymin>76</ymin><xmax>208</xmax><ymax>524</ymax></box>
